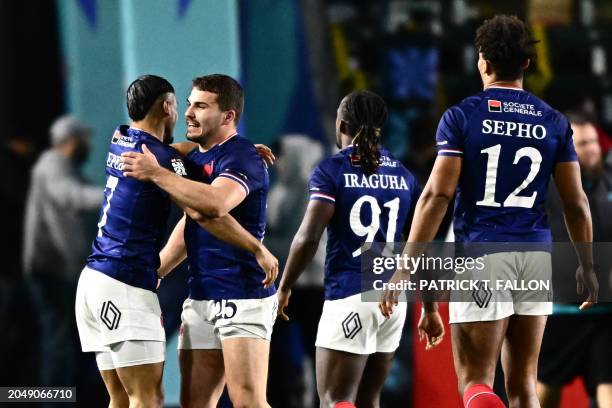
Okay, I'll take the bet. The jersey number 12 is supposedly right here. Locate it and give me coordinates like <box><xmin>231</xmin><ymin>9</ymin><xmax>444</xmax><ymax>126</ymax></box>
<box><xmin>476</xmin><ymin>144</ymin><xmax>542</xmax><ymax>209</ymax></box>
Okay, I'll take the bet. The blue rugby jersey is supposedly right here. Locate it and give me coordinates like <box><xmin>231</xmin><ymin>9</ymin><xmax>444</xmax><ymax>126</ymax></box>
<box><xmin>435</xmin><ymin>86</ymin><xmax>577</xmax><ymax>243</ymax></box>
<box><xmin>309</xmin><ymin>146</ymin><xmax>421</xmax><ymax>300</ymax></box>
<box><xmin>87</xmin><ymin>126</ymin><xmax>187</xmax><ymax>291</ymax></box>
<box><xmin>182</xmin><ymin>134</ymin><xmax>273</xmax><ymax>300</ymax></box>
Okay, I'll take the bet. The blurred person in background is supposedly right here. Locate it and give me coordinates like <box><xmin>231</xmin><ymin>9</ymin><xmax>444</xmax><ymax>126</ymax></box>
<box><xmin>266</xmin><ymin>134</ymin><xmax>326</xmax><ymax>407</ymax></box>
<box><xmin>538</xmin><ymin>113</ymin><xmax>612</xmax><ymax>408</ymax></box>
<box><xmin>22</xmin><ymin>115</ymin><xmax>103</xmax><ymax>387</ymax></box>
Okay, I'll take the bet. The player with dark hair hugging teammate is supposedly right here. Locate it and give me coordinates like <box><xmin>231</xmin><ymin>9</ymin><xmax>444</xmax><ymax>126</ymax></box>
<box><xmin>76</xmin><ymin>74</ymin><xmax>277</xmax><ymax>408</ymax></box>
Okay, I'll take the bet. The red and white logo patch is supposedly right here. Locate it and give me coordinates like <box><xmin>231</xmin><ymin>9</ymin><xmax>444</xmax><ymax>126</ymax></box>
<box><xmin>202</xmin><ymin>161</ymin><xmax>214</xmax><ymax>177</ymax></box>
<box><xmin>488</xmin><ymin>100</ymin><xmax>502</xmax><ymax>112</ymax></box>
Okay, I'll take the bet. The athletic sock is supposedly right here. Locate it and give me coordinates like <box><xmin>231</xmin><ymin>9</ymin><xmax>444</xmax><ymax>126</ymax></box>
<box><xmin>333</xmin><ymin>402</ymin><xmax>356</xmax><ymax>408</ymax></box>
<box><xmin>463</xmin><ymin>384</ymin><xmax>506</xmax><ymax>408</ymax></box>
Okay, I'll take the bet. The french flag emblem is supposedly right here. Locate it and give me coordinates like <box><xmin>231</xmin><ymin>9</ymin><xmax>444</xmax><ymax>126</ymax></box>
<box><xmin>488</xmin><ymin>100</ymin><xmax>502</xmax><ymax>112</ymax></box>
<box><xmin>203</xmin><ymin>161</ymin><xmax>214</xmax><ymax>177</ymax></box>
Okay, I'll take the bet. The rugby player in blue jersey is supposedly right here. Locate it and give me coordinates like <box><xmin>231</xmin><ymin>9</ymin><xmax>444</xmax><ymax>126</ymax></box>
<box><xmin>380</xmin><ymin>16</ymin><xmax>597</xmax><ymax>408</ymax></box>
<box><xmin>76</xmin><ymin>75</ymin><xmax>277</xmax><ymax>408</ymax></box>
<box><xmin>122</xmin><ymin>74</ymin><xmax>277</xmax><ymax>408</ymax></box>
<box><xmin>276</xmin><ymin>90</ymin><xmax>442</xmax><ymax>408</ymax></box>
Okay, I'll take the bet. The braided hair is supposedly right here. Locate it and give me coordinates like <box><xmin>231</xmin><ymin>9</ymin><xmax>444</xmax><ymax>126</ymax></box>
<box><xmin>340</xmin><ymin>90</ymin><xmax>388</xmax><ymax>175</ymax></box>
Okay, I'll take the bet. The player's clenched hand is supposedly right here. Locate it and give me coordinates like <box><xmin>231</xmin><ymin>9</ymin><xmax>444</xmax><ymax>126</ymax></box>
<box><xmin>277</xmin><ymin>287</ymin><xmax>291</xmax><ymax>321</ymax></box>
<box><xmin>255</xmin><ymin>244</ymin><xmax>278</xmax><ymax>289</ymax></box>
<box><xmin>255</xmin><ymin>144</ymin><xmax>275</xmax><ymax>166</ymax></box>
<box><xmin>122</xmin><ymin>144</ymin><xmax>162</xmax><ymax>181</ymax></box>
<box><xmin>418</xmin><ymin>309</ymin><xmax>444</xmax><ymax>350</ymax></box>
<box><xmin>576</xmin><ymin>264</ymin><xmax>599</xmax><ymax>310</ymax></box>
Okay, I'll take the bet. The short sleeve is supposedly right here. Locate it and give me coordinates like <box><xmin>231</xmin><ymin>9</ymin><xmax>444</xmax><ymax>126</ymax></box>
<box><xmin>308</xmin><ymin>160</ymin><xmax>338</xmax><ymax>204</ymax></box>
<box><xmin>555</xmin><ymin>118</ymin><xmax>578</xmax><ymax>163</ymax></box>
<box><xmin>435</xmin><ymin>107</ymin><xmax>465</xmax><ymax>157</ymax></box>
<box><xmin>144</xmin><ymin>142</ymin><xmax>187</xmax><ymax>177</ymax></box>
<box><xmin>215</xmin><ymin>145</ymin><xmax>265</xmax><ymax>196</ymax></box>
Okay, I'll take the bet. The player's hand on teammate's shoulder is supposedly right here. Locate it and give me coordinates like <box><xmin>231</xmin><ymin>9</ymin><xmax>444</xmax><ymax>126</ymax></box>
<box><xmin>255</xmin><ymin>244</ymin><xmax>278</xmax><ymax>289</ymax></box>
<box><xmin>122</xmin><ymin>144</ymin><xmax>162</xmax><ymax>181</ymax></box>
<box><xmin>418</xmin><ymin>303</ymin><xmax>444</xmax><ymax>350</ymax></box>
<box><xmin>254</xmin><ymin>144</ymin><xmax>275</xmax><ymax>166</ymax></box>
<box><xmin>576</xmin><ymin>264</ymin><xmax>599</xmax><ymax>310</ymax></box>
<box><xmin>277</xmin><ymin>287</ymin><xmax>291</xmax><ymax>321</ymax></box>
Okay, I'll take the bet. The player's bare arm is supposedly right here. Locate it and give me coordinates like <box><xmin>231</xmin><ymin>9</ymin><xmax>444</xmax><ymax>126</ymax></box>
<box><xmin>277</xmin><ymin>200</ymin><xmax>334</xmax><ymax>320</ymax></box>
<box><xmin>158</xmin><ymin>215</ymin><xmax>188</xmax><ymax>279</ymax></box>
<box><xmin>122</xmin><ymin>144</ymin><xmax>245</xmax><ymax>218</ymax></box>
<box><xmin>189</xmin><ymin>212</ymin><xmax>278</xmax><ymax>288</ymax></box>
<box><xmin>159</xmin><ymin>212</ymin><xmax>278</xmax><ymax>287</ymax></box>
<box><xmin>380</xmin><ymin>155</ymin><xmax>461</xmax><ymax>317</ymax></box>
<box><xmin>553</xmin><ymin>161</ymin><xmax>598</xmax><ymax>309</ymax></box>
<box><xmin>379</xmin><ymin>155</ymin><xmax>460</xmax><ymax>350</ymax></box>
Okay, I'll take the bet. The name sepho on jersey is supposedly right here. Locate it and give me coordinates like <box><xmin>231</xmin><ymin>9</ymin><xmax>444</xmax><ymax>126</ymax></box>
<box><xmin>435</xmin><ymin>87</ymin><xmax>577</xmax><ymax>243</ymax></box>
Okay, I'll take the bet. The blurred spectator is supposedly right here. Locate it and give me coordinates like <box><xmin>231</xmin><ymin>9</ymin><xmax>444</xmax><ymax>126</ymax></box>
<box><xmin>266</xmin><ymin>134</ymin><xmax>326</xmax><ymax>408</ymax></box>
<box><xmin>538</xmin><ymin>113</ymin><xmax>612</xmax><ymax>408</ymax></box>
<box><xmin>22</xmin><ymin>115</ymin><xmax>103</xmax><ymax>387</ymax></box>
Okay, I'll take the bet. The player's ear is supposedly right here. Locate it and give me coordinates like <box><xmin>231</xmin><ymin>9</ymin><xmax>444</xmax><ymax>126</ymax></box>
<box><xmin>162</xmin><ymin>99</ymin><xmax>171</xmax><ymax>116</ymax></box>
<box><xmin>339</xmin><ymin>119</ymin><xmax>349</xmax><ymax>135</ymax></box>
<box><xmin>224</xmin><ymin>110</ymin><xmax>236</xmax><ymax>125</ymax></box>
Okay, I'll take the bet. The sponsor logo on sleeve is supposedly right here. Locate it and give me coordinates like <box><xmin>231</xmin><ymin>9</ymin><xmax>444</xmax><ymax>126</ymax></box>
<box><xmin>488</xmin><ymin>100</ymin><xmax>502</xmax><ymax>112</ymax></box>
<box><xmin>171</xmin><ymin>158</ymin><xmax>187</xmax><ymax>176</ymax></box>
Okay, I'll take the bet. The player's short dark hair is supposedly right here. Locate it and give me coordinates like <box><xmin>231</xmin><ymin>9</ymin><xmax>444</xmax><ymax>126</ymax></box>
<box><xmin>340</xmin><ymin>90</ymin><xmax>388</xmax><ymax>175</ymax></box>
<box><xmin>126</xmin><ymin>75</ymin><xmax>175</xmax><ymax>121</ymax></box>
<box><xmin>475</xmin><ymin>15</ymin><xmax>538</xmax><ymax>80</ymax></box>
<box><xmin>192</xmin><ymin>74</ymin><xmax>244</xmax><ymax>124</ymax></box>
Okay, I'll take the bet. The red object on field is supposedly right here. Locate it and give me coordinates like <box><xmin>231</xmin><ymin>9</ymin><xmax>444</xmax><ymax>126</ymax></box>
<box><xmin>559</xmin><ymin>377</ymin><xmax>589</xmax><ymax>408</ymax></box>
<box><xmin>333</xmin><ymin>402</ymin><xmax>356</xmax><ymax>408</ymax></box>
<box><xmin>413</xmin><ymin>303</ymin><xmax>463</xmax><ymax>407</ymax></box>
<box><xmin>412</xmin><ymin>304</ymin><xmax>591</xmax><ymax>408</ymax></box>
<box><xmin>463</xmin><ymin>384</ymin><xmax>505</xmax><ymax>407</ymax></box>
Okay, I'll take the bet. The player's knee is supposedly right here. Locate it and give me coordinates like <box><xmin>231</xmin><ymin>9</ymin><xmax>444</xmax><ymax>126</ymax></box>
<box><xmin>229</xmin><ymin>387</ymin><xmax>266</xmax><ymax>408</ymax></box>
<box><xmin>108</xmin><ymin>392</ymin><xmax>129</xmax><ymax>408</ymax></box>
<box><xmin>505</xmin><ymin>375</ymin><xmax>535</xmax><ymax>396</ymax></box>
<box><xmin>127</xmin><ymin>386</ymin><xmax>163</xmax><ymax>408</ymax></box>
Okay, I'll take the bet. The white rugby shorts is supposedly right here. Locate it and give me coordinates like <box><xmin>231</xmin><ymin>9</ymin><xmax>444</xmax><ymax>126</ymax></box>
<box><xmin>315</xmin><ymin>292</ymin><xmax>407</xmax><ymax>355</ymax></box>
<box><xmin>75</xmin><ymin>267</ymin><xmax>165</xmax><ymax>352</ymax></box>
<box><xmin>178</xmin><ymin>294</ymin><xmax>278</xmax><ymax>349</ymax></box>
<box><xmin>449</xmin><ymin>251</ymin><xmax>553</xmax><ymax>324</ymax></box>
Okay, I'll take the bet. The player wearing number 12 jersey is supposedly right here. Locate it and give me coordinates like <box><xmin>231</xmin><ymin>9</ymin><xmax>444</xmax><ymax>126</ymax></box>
<box><xmin>380</xmin><ymin>15</ymin><xmax>597</xmax><ymax>408</ymax></box>
<box><xmin>277</xmin><ymin>91</ymin><xmax>425</xmax><ymax>408</ymax></box>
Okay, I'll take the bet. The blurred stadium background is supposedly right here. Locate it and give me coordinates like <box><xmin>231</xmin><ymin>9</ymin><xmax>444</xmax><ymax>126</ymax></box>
<box><xmin>1</xmin><ymin>0</ymin><xmax>611</xmax><ymax>407</ymax></box>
